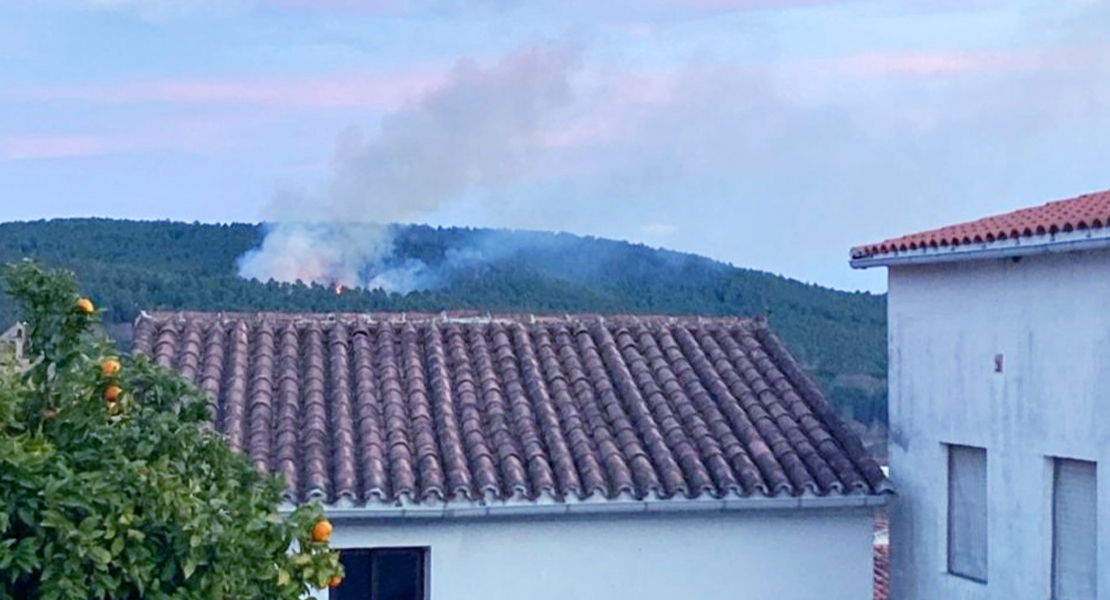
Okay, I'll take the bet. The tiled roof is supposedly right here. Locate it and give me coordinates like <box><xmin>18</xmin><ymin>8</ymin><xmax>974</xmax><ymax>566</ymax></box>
<box><xmin>852</xmin><ymin>189</ymin><xmax>1110</xmax><ymax>259</ymax></box>
<box><xmin>873</xmin><ymin>508</ymin><xmax>889</xmax><ymax>600</ymax></box>
<box><xmin>873</xmin><ymin>544</ymin><xmax>889</xmax><ymax>600</ymax></box>
<box><xmin>132</xmin><ymin>311</ymin><xmax>887</xmax><ymax>507</ymax></box>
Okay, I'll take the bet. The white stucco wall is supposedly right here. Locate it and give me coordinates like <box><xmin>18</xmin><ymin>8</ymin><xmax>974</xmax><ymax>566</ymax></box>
<box><xmin>306</xmin><ymin>507</ymin><xmax>875</xmax><ymax>600</ymax></box>
<box><xmin>887</xmin><ymin>248</ymin><xmax>1110</xmax><ymax>600</ymax></box>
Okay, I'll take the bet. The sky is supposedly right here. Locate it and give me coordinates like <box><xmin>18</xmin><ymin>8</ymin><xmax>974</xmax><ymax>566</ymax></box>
<box><xmin>1</xmin><ymin>0</ymin><xmax>1109</xmax><ymax>292</ymax></box>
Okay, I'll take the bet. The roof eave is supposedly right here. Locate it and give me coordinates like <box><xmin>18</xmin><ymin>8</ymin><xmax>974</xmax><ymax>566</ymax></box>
<box><xmin>282</xmin><ymin>492</ymin><xmax>891</xmax><ymax>521</ymax></box>
<box><xmin>850</xmin><ymin>228</ymin><xmax>1110</xmax><ymax>269</ymax></box>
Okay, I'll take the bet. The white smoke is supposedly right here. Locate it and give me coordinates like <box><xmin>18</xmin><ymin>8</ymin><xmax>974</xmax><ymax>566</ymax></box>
<box><xmin>236</xmin><ymin>43</ymin><xmax>578</xmax><ymax>292</ymax></box>
<box><xmin>236</xmin><ymin>222</ymin><xmax>395</xmax><ymax>289</ymax></box>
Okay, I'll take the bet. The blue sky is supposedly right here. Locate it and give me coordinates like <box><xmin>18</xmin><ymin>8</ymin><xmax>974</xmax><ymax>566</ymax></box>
<box><xmin>2</xmin><ymin>0</ymin><xmax>1109</xmax><ymax>292</ymax></box>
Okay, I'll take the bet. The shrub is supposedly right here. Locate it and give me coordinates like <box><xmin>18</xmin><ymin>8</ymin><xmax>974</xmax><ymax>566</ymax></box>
<box><xmin>0</xmin><ymin>260</ymin><xmax>341</xmax><ymax>600</ymax></box>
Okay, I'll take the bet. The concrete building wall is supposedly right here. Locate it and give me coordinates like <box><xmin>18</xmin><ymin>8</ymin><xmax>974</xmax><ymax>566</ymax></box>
<box><xmin>887</xmin><ymin>248</ymin><xmax>1110</xmax><ymax>600</ymax></box>
<box><xmin>307</xmin><ymin>507</ymin><xmax>875</xmax><ymax>600</ymax></box>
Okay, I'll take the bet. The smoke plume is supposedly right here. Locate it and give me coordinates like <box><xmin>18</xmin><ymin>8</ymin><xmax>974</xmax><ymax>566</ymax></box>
<box><xmin>237</xmin><ymin>43</ymin><xmax>577</xmax><ymax>292</ymax></box>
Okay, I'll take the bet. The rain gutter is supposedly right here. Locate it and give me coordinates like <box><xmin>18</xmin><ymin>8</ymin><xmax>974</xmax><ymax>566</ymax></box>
<box><xmin>850</xmin><ymin>228</ymin><xmax>1110</xmax><ymax>269</ymax></box>
<box><xmin>281</xmin><ymin>493</ymin><xmax>888</xmax><ymax>521</ymax></box>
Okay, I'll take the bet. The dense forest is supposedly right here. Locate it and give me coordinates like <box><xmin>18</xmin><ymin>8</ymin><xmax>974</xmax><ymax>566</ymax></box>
<box><xmin>0</xmin><ymin>219</ymin><xmax>888</xmax><ymax>432</ymax></box>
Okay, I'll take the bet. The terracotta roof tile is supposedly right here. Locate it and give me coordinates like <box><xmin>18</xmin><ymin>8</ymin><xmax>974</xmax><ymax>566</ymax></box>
<box><xmin>132</xmin><ymin>312</ymin><xmax>887</xmax><ymax>506</ymax></box>
<box><xmin>852</xmin><ymin>189</ymin><xmax>1110</xmax><ymax>259</ymax></box>
<box><xmin>873</xmin><ymin>543</ymin><xmax>889</xmax><ymax>600</ymax></box>
<box><xmin>873</xmin><ymin>508</ymin><xmax>889</xmax><ymax>600</ymax></box>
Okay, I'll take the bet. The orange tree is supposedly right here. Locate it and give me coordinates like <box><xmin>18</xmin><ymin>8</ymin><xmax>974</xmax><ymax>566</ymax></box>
<box><xmin>0</xmin><ymin>261</ymin><xmax>341</xmax><ymax>600</ymax></box>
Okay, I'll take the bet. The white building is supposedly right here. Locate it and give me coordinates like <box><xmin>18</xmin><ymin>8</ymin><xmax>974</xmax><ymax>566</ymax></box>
<box><xmin>852</xmin><ymin>189</ymin><xmax>1110</xmax><ymax>600</ymax></box>
<box><xmin>0</xmin><ymin>323</ymin><xmax>25</xmax><ymax>368</ymax></box>
<box><xmin>0</xmin><ymin>322</ymin><xmax>24</xmax><ymax>355</ymax></box>
<box><xmin>133</xmin><ymin>311</ymin><xmax>890</xmax><ymax>600</ymax></box>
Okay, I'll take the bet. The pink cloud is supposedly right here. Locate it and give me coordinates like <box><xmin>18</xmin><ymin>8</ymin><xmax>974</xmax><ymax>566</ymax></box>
<box><xmin>0</xmin><ymin>114</ymin><xmax>254</xmax><ymax>160</ymax></box>
<box><xmin>602</xmin><ymin>21</ymin><xmax>660</xmax><ymax>38</ymax></box>
<box><xmin>0</xmin><ymin>135</ymin><xmax>114</xmax><ymax>160</ymax></box>
<box><xmin>526</xmin><ymin>67</ymin><xmax>683</xmax><ymax>152</ymax></box>
<box><xmin>605</xmin><ymin>70</ymin><xmax>678</xmax><ymax>105</ymax></box>
<box><xmin>262</xmin><ymin>0</ymin><xmax>842</xmax><ymax>12</ymax></box>
<box><xmin>534</xmin><ymin>117</ymin><xmax>630</xmax><ymax>149</ymax></box>
<box><xmin>9</xmin><ymin>69</ymin><xmax>444</xmax><ymax>110</ymax></box>
<box><xmin>653</xmin><ymin>0</ymin><xmax>854</xmax><ymax>7</ymax></box>
<box><xmin>523</xmin><ymin>42</ymin><xmax>1110</xmax><ymax>162</ymax></box>
<box><xmin>832</xmin><ymin>50</ymin><xmax>1027</xmax><ymax>77</ymax></box>
<box><xmin>262</xmin><ymin>0</ymin><xmax>401</xmax><ymax>10</ymax></box>
<box><xmin>826</xmin><ymin>45</ymin><xmax>1110</xmax><ymax>78</ymax></box>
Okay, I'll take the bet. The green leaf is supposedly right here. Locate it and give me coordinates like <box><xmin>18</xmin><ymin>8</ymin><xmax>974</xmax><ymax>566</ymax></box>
<box><xmin>88</xmin><ymin>546</ymin><xmax>111</xmax><ymax>566</ymax></box>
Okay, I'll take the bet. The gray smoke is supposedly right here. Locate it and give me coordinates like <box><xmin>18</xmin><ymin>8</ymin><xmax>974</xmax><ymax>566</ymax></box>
<box><xmin>237</xmin><ymin>43</ymin><xmax>578</xmax><ymax>292</ymax></box>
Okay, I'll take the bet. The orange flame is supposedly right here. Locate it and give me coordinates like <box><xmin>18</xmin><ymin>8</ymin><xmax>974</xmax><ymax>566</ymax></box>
<box><xmin>334</xmin><ymin>283</ymin><xmax>343</xmax><ymax>295</ymax></box>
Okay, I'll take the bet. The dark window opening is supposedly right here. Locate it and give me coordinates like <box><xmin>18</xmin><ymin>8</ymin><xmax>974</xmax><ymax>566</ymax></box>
<box><xmin>330</xmin><ymin>547</ymin><xmax>427</xmax><ymax>600</ymax></box>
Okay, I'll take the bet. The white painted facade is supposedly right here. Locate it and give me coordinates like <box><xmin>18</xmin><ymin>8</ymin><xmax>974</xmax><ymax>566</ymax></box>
<box><xmin>307</xmin><ymin>507</ymin><xmax>876</xmax><ymax>600</ymax></box>
<box><xmin>886</xmin><ymin>248</ymin><xmax>1110</xmax><ymax>600</ymax></box>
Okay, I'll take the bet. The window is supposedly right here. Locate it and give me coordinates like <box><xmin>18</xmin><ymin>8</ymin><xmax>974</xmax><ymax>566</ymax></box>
<box><xmin>1052</xmin><ymin>458</ymin><xmax>1097</xmax><ymax>600</ymax></box>
<box><xmin>330</xmin><ymin>547</ymin><xmax>428</xmax><ymax>600</ymax></box>
<box><xmin>947</xmin><ymin>444</ymin><xmax>987</xmax><ymax>582</ymax></box>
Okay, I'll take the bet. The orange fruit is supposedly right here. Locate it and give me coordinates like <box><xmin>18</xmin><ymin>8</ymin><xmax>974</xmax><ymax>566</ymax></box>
<box><xmin>327</xmin><ymin>576</ymin><xmax>342</xmax><ymax>588</ymax></box>
<box><xmin>311</xmin><ymin>519</ymin><xmax>332</xmax><ymax>543</ymax></box>
<box><xmin>104</xmin><ymin>385</ymin><xmax>122</xmax><ymax>403</ymax></box>
<box><xmin>76</xmin><ymin>297</ymin><xmax>95</xmax><ymax>315</ymax></box>
<box><xmin>101</xmin><ymin>358</ymin><xmax>121</xmax><ymax>378</ymax></box>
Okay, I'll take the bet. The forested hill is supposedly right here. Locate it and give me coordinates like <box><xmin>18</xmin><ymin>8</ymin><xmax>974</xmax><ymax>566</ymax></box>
<box><xmin>0</xmin><ymin>219</ymin><xmax>887</xmax><ymax>428</ymax></box>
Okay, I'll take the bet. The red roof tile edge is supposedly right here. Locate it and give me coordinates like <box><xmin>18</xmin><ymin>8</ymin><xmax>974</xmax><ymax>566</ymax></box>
<box><xmin>872</xmin><ymin>507</ymin><xmax>890</xmax><ymax>600</ymax></box>
<box><xmin>851</xmin><ymin>189</ymin><xmax>1110</xmax><ymax>261</ymax></box>
<box><xmin>873</xmin><ymin>543</ymin><xmax>889</xmax><ymax>600</ymax></box>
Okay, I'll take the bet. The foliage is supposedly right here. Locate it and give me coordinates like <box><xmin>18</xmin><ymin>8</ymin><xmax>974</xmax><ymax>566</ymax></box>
<box><xmin>0</xmin><ymin>260</ymin><xmax>341</xmax><ymax>600</ymax></box>
<box><xmin>0</xmin><ymin>219</ymin><xmax>887</xmax><ymax>425</ymax></box>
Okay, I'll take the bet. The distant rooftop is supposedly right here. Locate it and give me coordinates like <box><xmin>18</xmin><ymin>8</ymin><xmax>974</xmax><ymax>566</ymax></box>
<box><xmin>851</xmin><ymin>189</ymin><xmax>1110</xmax><ymax>267</ymax></box>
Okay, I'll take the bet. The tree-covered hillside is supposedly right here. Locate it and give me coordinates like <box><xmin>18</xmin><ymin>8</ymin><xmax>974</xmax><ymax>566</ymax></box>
<box><xmin>0</xmin><ymin>219</ymin><xmax>887</xmax><ymax>429</ymax></box>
